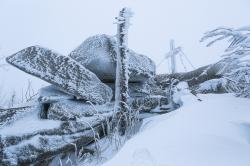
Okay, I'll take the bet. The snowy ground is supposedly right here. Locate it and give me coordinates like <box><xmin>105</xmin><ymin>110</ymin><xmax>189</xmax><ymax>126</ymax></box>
<box><xmin>101</xmin><ymin>93</ymin><xmax>250</xmax><ymax>166</ymax></box>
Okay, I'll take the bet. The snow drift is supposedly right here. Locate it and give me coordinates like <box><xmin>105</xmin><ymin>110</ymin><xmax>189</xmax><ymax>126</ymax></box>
<box><xmin>102</xmin><ymin>94</ymin><xmax>250</xmax><ymax>166</ymax></box>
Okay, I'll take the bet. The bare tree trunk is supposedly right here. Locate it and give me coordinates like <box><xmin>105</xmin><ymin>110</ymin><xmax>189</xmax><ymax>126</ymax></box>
<box><xmin>114</xmin><ymin>8</ymin><xmax>133</xmax><ymax>135</ymax></box>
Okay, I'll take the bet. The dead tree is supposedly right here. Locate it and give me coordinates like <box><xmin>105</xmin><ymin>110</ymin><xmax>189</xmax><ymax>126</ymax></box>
<box><xmin>114</xmin><ymin>8</ymin><xmax>133</xmax><ymax>135</ymax></box>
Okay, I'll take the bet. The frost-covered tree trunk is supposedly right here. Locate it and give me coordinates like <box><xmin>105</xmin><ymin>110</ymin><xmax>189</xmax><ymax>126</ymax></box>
<box><xmin>114</xmin><ymin>8</ymin><xmax>133</xmax><ymax>135</ymax></box>
<box><xmin>155</xmin><ymin>62</ymin><xmax>222</xmax><ymax>88</ymax></box>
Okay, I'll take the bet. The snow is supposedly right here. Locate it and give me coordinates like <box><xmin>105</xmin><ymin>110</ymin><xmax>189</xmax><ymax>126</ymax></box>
<box><xmin>102</xmin><ymin>93</ymin><xmax>250</xmax><ymax>166</ymax></box>
<box><xmin>0</xmin><ymin>109</ymin><xmax>61</xmax><ymax>136</ymax></box>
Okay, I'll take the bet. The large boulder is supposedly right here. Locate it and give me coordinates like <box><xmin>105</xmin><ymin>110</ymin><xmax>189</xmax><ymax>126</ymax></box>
<box><xmin>69</xmin><ymin>34</ymin><xmax>156</xmax><ymax>82</ymax></box>
<box><xmin>6</xmin><ymin>46</ymin><xmax>113</xmax><ymax>104</ymax></box>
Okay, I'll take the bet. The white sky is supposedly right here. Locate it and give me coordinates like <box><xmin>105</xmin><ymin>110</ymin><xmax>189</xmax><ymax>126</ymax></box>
<box><xmin>0</xmin><ymin>0</ymin><xmax>250</xmax><ymax>100</ymax></box>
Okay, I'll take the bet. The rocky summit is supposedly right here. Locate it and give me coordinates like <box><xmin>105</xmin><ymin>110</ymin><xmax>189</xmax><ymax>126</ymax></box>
<box><xmin>69</xmin><ymin>34</ymin><xmax>156</xmax><ymax>82</ymax></box>
<box><xmin>1</xmin><ymin>35</ymin><xmax>168</xmax><ymax>166</ymax></box>
<box><xmin>6</xmin><ymin>46</ymin><xmax>113</xmax><ymax>104</ymax></box>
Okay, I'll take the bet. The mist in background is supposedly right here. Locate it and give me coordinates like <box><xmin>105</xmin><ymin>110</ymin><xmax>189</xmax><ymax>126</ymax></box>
<box><xmin>0</xmin><ymin>0</ymin><xmax>249</xmax><ymax>101</ymax></box>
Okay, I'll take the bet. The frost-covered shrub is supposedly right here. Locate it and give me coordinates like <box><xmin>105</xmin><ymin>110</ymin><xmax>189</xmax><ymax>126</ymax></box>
<box><xmin>224</xmin><ymin>64</ymin><xmax>250</xmax><ymax>97</ymax></box>
<box><xmin>201</xmin><ymin>26</ymin><xmax>250</xmax><ymax>97</ymax></box>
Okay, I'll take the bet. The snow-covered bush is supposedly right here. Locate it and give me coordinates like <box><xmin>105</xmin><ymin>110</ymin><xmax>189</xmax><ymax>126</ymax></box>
<box><xmin>201</xmin><ymin>26</ymin><xmax>250</xmax><ymax>97</ymax></box>
<box><xmin>196</xmin><ymin>78</ymin><xmax>228</xmax><ymax>94</ymax></box>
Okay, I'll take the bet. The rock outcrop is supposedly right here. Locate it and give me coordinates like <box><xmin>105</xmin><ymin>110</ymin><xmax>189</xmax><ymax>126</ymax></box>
<box><xmin>6</xmin><ymin>46</ymin><xmax>113</xmax><ymax>104</ymax></box>
<box><xmin>69</xmin><ymin>34</ymin><xmax>156</xmax><ymax>82</ymax></box>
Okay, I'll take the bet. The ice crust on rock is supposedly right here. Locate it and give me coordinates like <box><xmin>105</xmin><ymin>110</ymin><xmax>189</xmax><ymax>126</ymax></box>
<box><xmin>69</xmin><ymin>34</ymin><xmax>156</xmax><ymax>82</ymax></box>
<box><xmin>6</xmin><ymin>46</ymin><xmax>113</xmax><ymax>104</ymax></box>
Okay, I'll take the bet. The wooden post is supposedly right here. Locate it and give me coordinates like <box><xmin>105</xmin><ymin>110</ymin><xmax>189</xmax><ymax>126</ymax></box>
<box><xmin>114</xmin><ymin>7</ymin><xmax>133</xmax><ymax>135</ymax></box>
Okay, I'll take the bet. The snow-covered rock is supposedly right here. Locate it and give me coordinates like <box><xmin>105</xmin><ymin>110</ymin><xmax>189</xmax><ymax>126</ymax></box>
<box><xmin>38</xmin><ymin>85</ymin><xmax>74</xmax><ymax>103</ymax></box>
<box><xmin>0</xmin><ymin>106</ymin><xmax>38</xmax><ymax>128</ymax></box>
<box><xmin>69</xmin><ymin>34</ymin><xmax>156</xmax><ymax>82</ymax></box>
<box><xmin>6</xmin><ymin>46</ymin><xmax>113</xmax><ymax>104</ymax></box>
<box><xmin>47</xmin><ymin>100</ymin><xmax>113</xmax><ymax>121</ymax></box>
<box><xmin>130</xmin><ymin>96</ymin><xmax>169</xmax><ymax>112</ymax></box>
<box><xmin>0</xmin><ymin>103</ymin><xmax>113</xmax><ymax>166</ymax></box>
<box><xmin>106</xmin><ymin>82</ymin><xmax>151</xmax><ymax>99</ymax></box>
<box><xmin>1</xmin><ymin>127</ymin><xmax>105</xmax><ymax>166</ymax></box>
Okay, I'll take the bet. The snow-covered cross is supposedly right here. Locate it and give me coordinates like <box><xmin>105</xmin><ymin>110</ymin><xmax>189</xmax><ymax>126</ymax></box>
<box><xmin>157</xmin><ymin>40</ymin><xmax>194</xmax><ymax>74</ymax></box>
